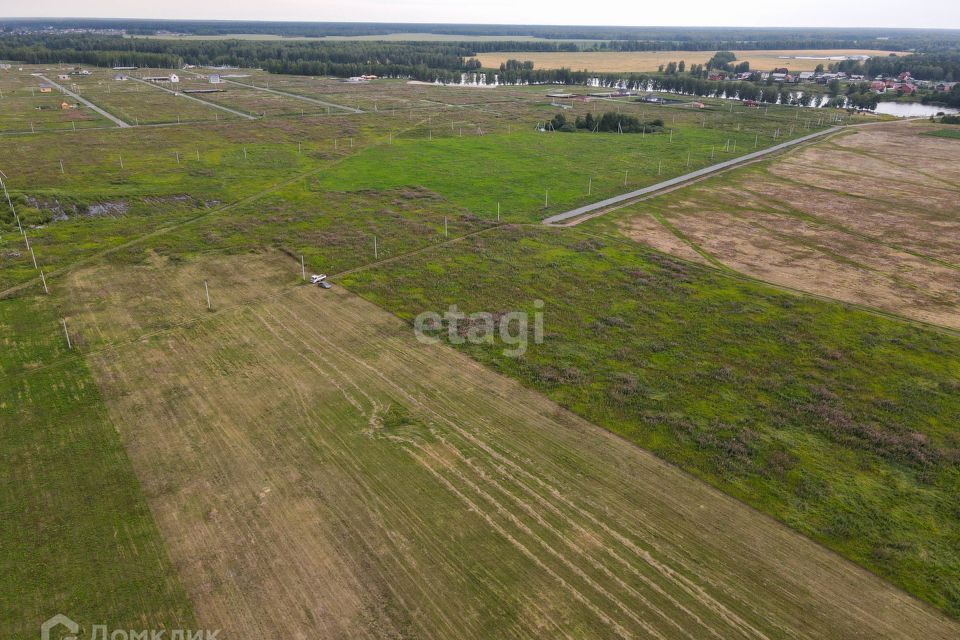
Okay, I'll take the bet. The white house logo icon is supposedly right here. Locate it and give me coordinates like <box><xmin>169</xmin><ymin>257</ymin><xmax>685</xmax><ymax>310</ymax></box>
<box><xmin>41</xmin><ymin>614</ymin><xmax>78</xmax><ymax>640</ymax></box>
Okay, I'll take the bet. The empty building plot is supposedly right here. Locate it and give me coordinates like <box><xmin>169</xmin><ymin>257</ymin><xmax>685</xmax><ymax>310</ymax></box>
<box><xmin>68</xmin><ymin>71</ymin><xmax>241</xmax><ymax>125</ymax></box>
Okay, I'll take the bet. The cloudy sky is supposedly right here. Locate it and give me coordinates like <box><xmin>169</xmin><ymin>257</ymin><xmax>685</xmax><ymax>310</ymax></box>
<box><xmin>2</xmin><ymin>0</ymin><xmax>959</xmax><ymax>29</ymax></box>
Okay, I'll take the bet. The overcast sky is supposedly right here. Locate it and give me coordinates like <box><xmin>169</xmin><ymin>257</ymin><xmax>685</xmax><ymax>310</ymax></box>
<box><xmin>2</xmin><ymin>0</ymin><xmax>959</xmax><ymax>30</ymax></box>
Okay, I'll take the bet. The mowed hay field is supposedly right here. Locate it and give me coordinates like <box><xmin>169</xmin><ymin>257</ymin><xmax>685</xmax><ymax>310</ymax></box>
<box><xmin>612</xmin><ymin>121</ymin><xmax>960</xmax><ymax>329</ymax></box>
<box><xmin>59</xmin><ymin>253</ymin><xmax>958</xmax><ymax>638</ymax></box>
<box><xmin>477</xmin><ymin>49</ymin><xmax>903</xmax><ymax>72</ymax></box>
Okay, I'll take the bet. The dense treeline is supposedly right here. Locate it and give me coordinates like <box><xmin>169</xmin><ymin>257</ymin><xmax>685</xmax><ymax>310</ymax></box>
<box><xmin>3</xmin><ymin>19</ymin><xmax>960</xmax><ymax>52</ymax></box>
<box><xmin>2</xmin><ymin>30</ymin><xmax>960</xmax><ymax>88</ymax></box>
<box><xmin>577</xmin><ymin>112</ymin><xmax>664</xmax><ymax>133</ymax></box>
<box><xmin>0</xmin><ymin>34</ymin><xmax>477</xmax><ymax>79</ymax></box>
<box><xmin>547</xmin><ymin>111</ymin><xmax>664</xmax><ymax>132</ymax></box>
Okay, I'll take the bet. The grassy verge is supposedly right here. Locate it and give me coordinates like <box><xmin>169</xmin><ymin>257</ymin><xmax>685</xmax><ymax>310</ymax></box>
<box><xmin>924</xmin><ymin>128</ymin><xmax>960</xmax><ymax>139</ymax></box>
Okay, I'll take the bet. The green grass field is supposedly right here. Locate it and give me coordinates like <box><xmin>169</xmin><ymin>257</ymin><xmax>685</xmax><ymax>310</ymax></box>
<box><xmin>925</xmin><ymin>128</ymin><xmax>960</xmax><ymax>139</ymax></box>
<box><xmin>311</xmin><ymin>122</ymin><xmax>826</xmax><ymax>223</ymax></box>
<box><xmin>2</xmin><ymin>62</ymin><xmax>959</xmax><ymax>635</ymax></box>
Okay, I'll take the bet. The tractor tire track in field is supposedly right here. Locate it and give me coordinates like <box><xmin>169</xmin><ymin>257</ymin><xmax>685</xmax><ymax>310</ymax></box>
<box><xmin>250</xmin><ymin>305</ymin><xmax>574</xmax><ymax>639</ymax></box>
<box><xmin>271</xmin><ymin>298</ymin><xmax>759</xmax><ymax>639</ymax></box>
<box><xmin>282</xmin><ymin>295</ymin><xmax>765</xmax><ymax>629</ymax></box>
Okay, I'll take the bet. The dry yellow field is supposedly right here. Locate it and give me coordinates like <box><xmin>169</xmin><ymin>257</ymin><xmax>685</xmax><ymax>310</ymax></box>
<box><xmin>57</xmin><ymin>252</ymin><xmax>960</xmax><ymax>639</ymax></box>
<box><xmin>477</xmin><ymin>49</ymin><xmax>903</xmax><ymax>73</ymax></box>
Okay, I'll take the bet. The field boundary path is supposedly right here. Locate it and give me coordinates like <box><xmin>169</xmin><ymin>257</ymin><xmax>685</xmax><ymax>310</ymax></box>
<box><xmin>543</xmin><ymin>126</ymin><xmax>843</xmax><ymax>225</ymax></box>
<box><xmin>128</xmin><ymin>76</ymin><xmax>257</xmax><ymax>120</ymax></box>
<box><xmin>35</xmin><ymin>75</ymin><xmax>131</xmax><ymax>128</ymax></box>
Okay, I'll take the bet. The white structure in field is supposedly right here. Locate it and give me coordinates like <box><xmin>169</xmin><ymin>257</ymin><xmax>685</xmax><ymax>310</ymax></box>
<box><xmin>142</xmin><ymin>74</ymin><xmax>179</xmax><ymax>83</ymax></box>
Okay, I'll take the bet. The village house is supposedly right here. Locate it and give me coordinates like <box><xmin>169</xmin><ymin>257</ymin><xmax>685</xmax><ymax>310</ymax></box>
<box><xmin>142</xmin><ymin>74</ymin><xmax>179</xmax><ymax>83</ymax></box>
<box><xmin>889</xmin><ymin>82</ymin><xmax>918</xmax><ymax>94</ymax></box>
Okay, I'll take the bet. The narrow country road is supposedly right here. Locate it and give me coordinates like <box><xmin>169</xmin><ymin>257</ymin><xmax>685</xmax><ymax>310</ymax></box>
<box><xmin>543</xmin><ymin>125</ymin><xmax>843</xmax><ymax>225</ymax></box>
<box><xmin>36</xmin><ymin>75</ymin><xmax>131</xmax><ymax>128</ymax></box>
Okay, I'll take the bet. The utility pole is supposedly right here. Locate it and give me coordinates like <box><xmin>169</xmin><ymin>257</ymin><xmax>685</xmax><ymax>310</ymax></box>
<box><xmin>62</xmin><ymin>319</ymin><xmax>72</xmax><ymax>349</ymax></box>
<box><xmin>374</xmin><ymin>235</ymin><xmax>378</xmax><ymax>259</ymax></box>
<box><xmin>301</xmin><ymin>255</ymin><xmax>305</xmax><ymax>280</ymax></box>
<box><xmin>204</xmin><ymin>281</ymin><xmax>211</xmax><ymax>310</ymax></box>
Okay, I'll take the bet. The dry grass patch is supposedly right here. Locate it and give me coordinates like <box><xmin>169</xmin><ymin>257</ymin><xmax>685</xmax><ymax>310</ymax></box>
<box><xmin>617</xmin><ymin>121</ymin><xmax>960</xmax><ymax>328</ymax></box>
<box><xmin>62</xmin><ymin>253</ymin><xmax>960</xmax><ymax>638</ymax></box>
